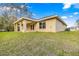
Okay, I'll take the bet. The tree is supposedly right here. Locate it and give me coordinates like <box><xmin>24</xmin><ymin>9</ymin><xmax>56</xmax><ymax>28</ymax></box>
<box><xmin>0</xmin><ymin>3</ymin><xmax>32</xmax><ymax>31</ymax></box>
<box><xmin>0</xmin><ymin>17</ymin><xmax>4</xmax><ymax>29</ymax></box>
<box><xmin>0</xmin><ymin>3</ymin><xmax>32</xmax><ymax>18</ymax></box>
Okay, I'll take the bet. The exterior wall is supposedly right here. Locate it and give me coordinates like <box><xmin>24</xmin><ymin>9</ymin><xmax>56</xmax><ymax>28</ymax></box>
<box><xmin>33</xmin><ymin>22</ymin><xmax>38</xmax><ymax>32</ymax></box>
<box><xmin>20</xmin><ymin>20</ymin><xmax>24</xmax><ymax>32</ymax></box>
<box><xmin>14</xmin><ymin>18</ymin><xmax>67</xmax><ymax>32</ymax></box>
<box><xmin>14</xmin><ymin>20</ymin><xmax>26</xmax><ymax>32</ymax></box>
<box><xmin>34</xmin><ymin>22</ymin><xmax>40</xmax><ymax>32</ymax></box>
<box><xmin>55</xmin><ymin>19</ymin><xmax>66</xmax><ymax>32</ymax></box>
<box><xmin>20</xmin><ymin>20</ymin><xmax>34</xmax><ymax>32</ymax></box>
<box><xmin>27</xmin><ymin>23</ymin><xmax>37</xmax><ymax>32</ymax></box>
<box><xmin>22</xmin><ymin>20</ymin><xmax>27</xmax><ymax>32</ymax></box>
<box><xmin>35</xmin><ymin>18</ymin><xmax>56</xmax><ymax>32</ymax></box>
<box><xmin>27</xmin><ymin>24</ymin><xmax>31</xmax><ymax>31</ymax></box>
<box><xmin>44</xmin><ymin>18</ymin><xmax>56</xmax><ymax>32</ymax></box>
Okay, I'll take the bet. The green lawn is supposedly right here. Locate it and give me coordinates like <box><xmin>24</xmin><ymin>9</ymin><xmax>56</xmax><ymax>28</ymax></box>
<box><xmin>0</xmin><ymin>31</ymin><xmax>79</xmax><ymax>56</ymax></box>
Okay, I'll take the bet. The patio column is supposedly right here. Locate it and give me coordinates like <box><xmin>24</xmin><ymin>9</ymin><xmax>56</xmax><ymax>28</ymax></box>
<box><xmin>23</xmin><ymin>20</ymin><xmax>27</xmax><ymax>32</ymax></box>
<box><xmin>19</xmin><ymin>22</ymin><xmax>22</xmax><ymax>31</ymax></box>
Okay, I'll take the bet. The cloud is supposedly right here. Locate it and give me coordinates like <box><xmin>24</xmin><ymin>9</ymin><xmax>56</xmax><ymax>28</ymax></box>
<box><xmin>69</xmin><ymin>15</ymin><xmax>73</xmax><ymax>17</ymax></box>
<box><xmin>17</xmin><ymin>9</ymin><xmax>20</xmax><ymax>12</ymax></box>
<box><xmin>32</xmin><ymin>13</ymin><xmax>37</xmax><ymax>16</ymax></box>
<box><xmin>63</xmin><ymin>3</ymin><xmax>72</xmax><ymax>9</ymax></box>
<box><xmin>73</xmin><ymin>12</ymin><xmax>79</xmax><ymax>15</ymax></box>
<box><xmin>20</xmin><ymin>5</ymin><xmax>25</xmax><ymax>8</ymax></box>
<box><xmin>63</xmin><ymin>3</ymin><xmax>79</xmax><ymax>9</ymax></box>
<box><xmin>61</xmin><ymin>16</ymin><xmax>67</xmax><ymax>19</ymax></box>
<box><xmin>32</xmin><ymin>13</ymin><xmax>40</xmax><ymax>19</ymax></box>
<box><xmin>26</xmin><ymin>6</ymin><xmax>31</xmax><ymax>8</ymax></box>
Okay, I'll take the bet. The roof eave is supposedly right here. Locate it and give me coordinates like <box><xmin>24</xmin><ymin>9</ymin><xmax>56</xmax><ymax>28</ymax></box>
<box><xmin>13</xmin><ymin>17</ymin><xmax>39</xmax><ymax>24</ymax></box>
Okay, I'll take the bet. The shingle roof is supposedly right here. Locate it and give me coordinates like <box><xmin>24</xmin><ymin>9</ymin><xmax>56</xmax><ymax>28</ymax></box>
<box><xmin>13</xmin><ymin>17</ymin><xmax>39</xmax><ymax>24</ymax></box>
<box><xmin>13</xmin><ymin>15</ymin><xmax>67</xmax><ymax>26</ymax></box>
<box><xmin>39</xmin><ymin>15</ymin><xmax>67</xmax><ymax>26</ymax></box>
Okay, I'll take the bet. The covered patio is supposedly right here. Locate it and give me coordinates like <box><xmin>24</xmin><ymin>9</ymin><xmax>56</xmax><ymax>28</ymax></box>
<box><xmin>14</xmin><ymin>19</ymin><xmax>37</xmax><ymax>32</ymax></box>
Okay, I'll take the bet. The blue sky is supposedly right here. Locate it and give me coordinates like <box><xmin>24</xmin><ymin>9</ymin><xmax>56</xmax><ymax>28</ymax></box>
<box><xmin>27</xmin><ymin>3</ymin><xmax>79</xmax><ymax>27</ymax></box>
<box><xmin>0</xmin><ymin>3</ymin><xmax>79</xmax><ymax>27</ymax></box>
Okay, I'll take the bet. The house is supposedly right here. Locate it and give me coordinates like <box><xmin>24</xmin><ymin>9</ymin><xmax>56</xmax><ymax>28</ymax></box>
<box><xmin>69</xmin><ymin>26</ymin><xmax>79</xmax><ymax>31</ymax></box>
<box><xmin>13</xmin><ymin>15</ymin><xmax>67</xmax><ymax>32</ymax></box>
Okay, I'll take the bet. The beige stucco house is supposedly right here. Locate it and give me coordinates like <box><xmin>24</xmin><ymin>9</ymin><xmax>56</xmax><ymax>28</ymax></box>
<box><xmin>13</xmin><ymin>15</ymin><xmax>67</xmax><ymax>32</ymax></box>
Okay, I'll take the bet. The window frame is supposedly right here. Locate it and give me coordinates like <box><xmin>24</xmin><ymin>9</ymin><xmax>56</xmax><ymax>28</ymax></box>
<box><xmin>39</xmin><ymin>22</ymin><xmax>46</xmax><ymax>29</ymax></box>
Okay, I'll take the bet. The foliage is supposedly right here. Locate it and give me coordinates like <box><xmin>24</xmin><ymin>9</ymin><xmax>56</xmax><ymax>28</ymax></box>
<box><xmin>0</xmin><ymin>3</ymin><xmax>32</xmax><ymax>18</ymax></box>
<box><xmin>65</xmin><ymin>28</ymin><xmax>70</xmax><ymax>31</ymax></box>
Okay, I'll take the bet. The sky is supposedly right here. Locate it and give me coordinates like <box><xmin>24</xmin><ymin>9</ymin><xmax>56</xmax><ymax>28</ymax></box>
<box><xmin>27</xmin><ymin>3</ymin><xmax>79</xmax><ymax>27</ymax></box>
<box><xmin>0</xmin><ymin>3</ymin><xmax>79</xmax><ymax>27</ymax></box>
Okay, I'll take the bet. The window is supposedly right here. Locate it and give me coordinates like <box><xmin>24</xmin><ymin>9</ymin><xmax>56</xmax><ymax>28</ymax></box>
<box><xmin>39</xmin><ymin>22</ymin><xmax>46</xmax><ymax>29</ymax></box>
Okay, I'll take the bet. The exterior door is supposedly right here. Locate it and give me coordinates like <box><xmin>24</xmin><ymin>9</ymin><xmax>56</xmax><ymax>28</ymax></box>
<box><xmin>31</xmin><ymin>24</ymin><xmax>34</xmax><ymax>30</ymax></box>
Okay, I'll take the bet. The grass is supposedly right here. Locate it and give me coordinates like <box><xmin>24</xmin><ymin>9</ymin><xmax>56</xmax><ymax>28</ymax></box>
<box><xmin>0</xmin><ymin>31</ymin><xmax>79</xmax><ymax>56</ymax></box>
